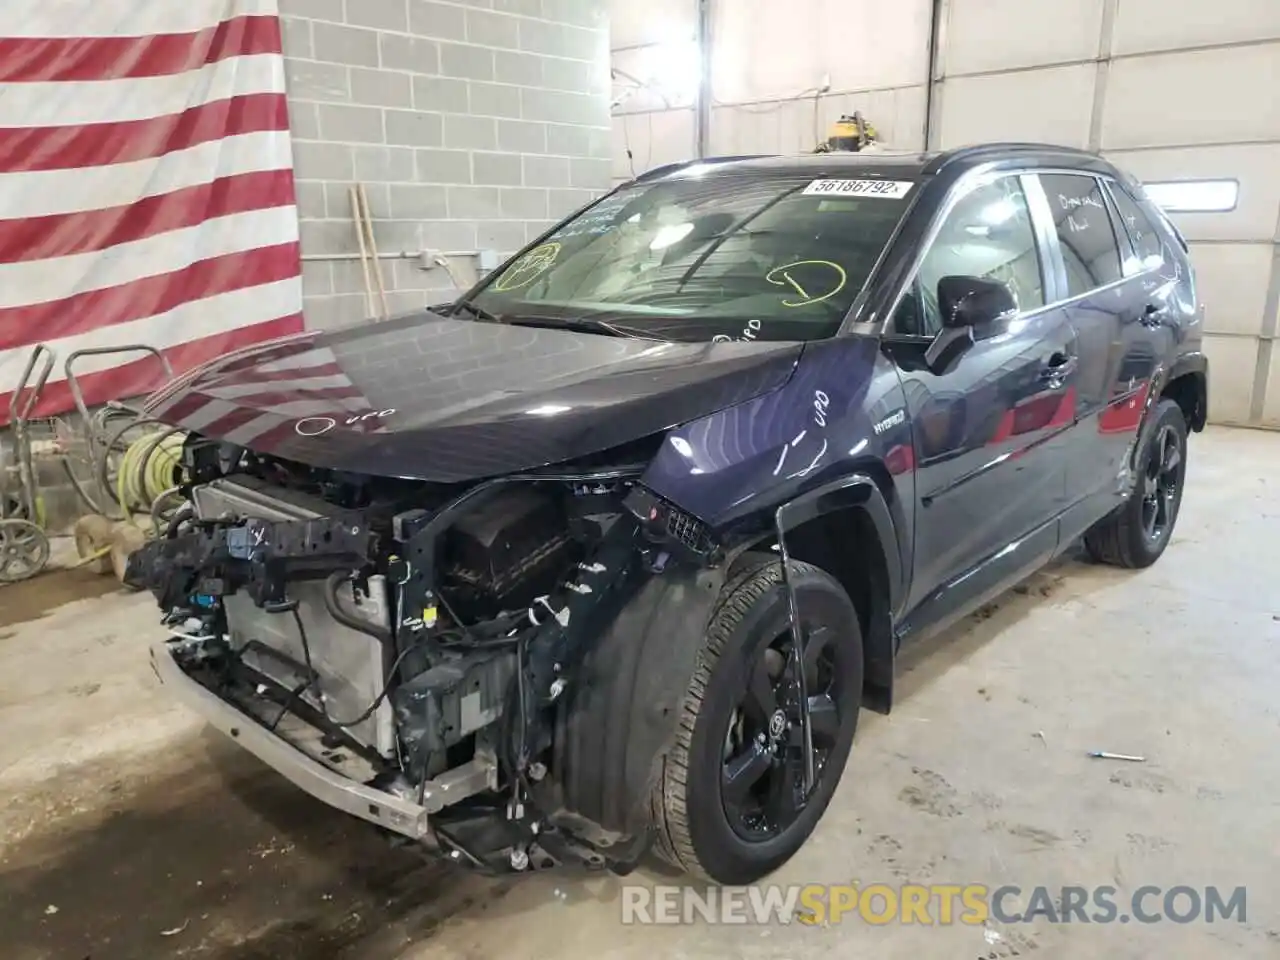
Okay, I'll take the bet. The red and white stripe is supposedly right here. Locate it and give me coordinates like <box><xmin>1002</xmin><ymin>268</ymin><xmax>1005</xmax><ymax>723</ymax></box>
<box><xmin>0</xmin><ymin>0</ymin><xmax>303</xmax><ymax>426</ymax></box>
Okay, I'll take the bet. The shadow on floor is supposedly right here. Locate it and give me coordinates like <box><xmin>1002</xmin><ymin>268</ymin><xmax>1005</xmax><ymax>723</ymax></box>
<box><xmin>0</xmin><ymin>731</ymin><xmax>519</xmax><ymax>960</ymax></box>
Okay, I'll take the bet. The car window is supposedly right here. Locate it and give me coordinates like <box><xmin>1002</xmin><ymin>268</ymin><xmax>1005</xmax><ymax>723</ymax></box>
<box><xmin>466</xmin><ymin>173</ymin><xmax>915</xmax><ymax>343</ymax></box>
<box><xmin>1106</xmin><ymin>182</ymin><xmax>1164</xmax><ymax>275</ymax></box>
<box><xmin>1039</xmin><ymin>174</ymin><xmax>1124</xmax><ymax>297</ymax></box>
<box><xmin>893</xmin><ymin>176</ymin><xmax>1044</xmax><ymax>337</ymax></box>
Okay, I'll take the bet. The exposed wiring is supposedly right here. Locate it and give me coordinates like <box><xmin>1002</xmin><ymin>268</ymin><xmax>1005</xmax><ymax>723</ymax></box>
<box><xmin>287</xmin><ymin>603</ymin><xmax>417</xmax><ymax>729</ymax></box>
<box><xmin>622</xmin><ymin>114</ymin><xmax>636</xmax><ymax>178</ymax></box>
<box><xmin>432</xmin><ymin>254</ymin><xmax>468</xmax><ymax>290</ymax></box>
<box><xmin>268</xmin><ymin>681</ymin><xmax>310</xmax><ymax>733</ymax></box>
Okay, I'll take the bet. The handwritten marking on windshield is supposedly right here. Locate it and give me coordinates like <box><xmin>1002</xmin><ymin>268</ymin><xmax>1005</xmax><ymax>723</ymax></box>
<box><xmin>781</xmin><ymin>270</ymin><xmax>809</xmax><ymax>300</ymax></box>
<box><xmin>494</xmin><ymin>242</ymin><xmax>561</xmax><ymax>292</ymax></box>
<box><xmin>765</xmin><ymin>260</ymin><xmax>847</xmax><ymax>307</ymax></box>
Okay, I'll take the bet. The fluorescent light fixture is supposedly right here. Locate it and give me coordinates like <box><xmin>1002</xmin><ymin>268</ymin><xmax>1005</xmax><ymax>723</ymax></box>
<box><xmin>526</xmin><ymin>404</ymin><xmax>571</xmax><ymax>416</ymax></box>
<box><xmin>1141</xmin><ymin>179</ymin><xmax>1239</xmax><ymax>213</ymax></box>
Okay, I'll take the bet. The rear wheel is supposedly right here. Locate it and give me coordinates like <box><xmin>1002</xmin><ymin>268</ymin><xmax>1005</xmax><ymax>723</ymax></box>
<box><xmin>650</xmin><ymin>554</ymin><xmax>863</xmax><ymax>884</ymax></box>
<box><xmin>1084</xmin><ymin>398</ymin><xmax>1187</xmax><ymax>568</ymax></box>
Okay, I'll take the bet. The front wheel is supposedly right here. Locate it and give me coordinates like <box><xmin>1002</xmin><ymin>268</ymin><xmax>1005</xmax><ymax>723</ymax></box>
<box><xmin>1084</xmin><ymin>398</ymin><xmax>1188</xmax><ymax>568</ymax></box>
<box><xmin>650</xmin><ymin>554</ymin><xmax>863</xmax><ymax>884</ymax></box>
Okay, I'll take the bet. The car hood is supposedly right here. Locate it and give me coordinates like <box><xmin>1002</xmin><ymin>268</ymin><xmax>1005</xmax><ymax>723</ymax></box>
<box><xmin>144</xmin><ymin>311</ymin><xmax>804</xmax><ymax>482</ymax></box>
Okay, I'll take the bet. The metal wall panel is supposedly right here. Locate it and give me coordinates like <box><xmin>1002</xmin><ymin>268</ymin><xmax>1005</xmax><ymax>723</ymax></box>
<box><xmin>711</xmin><ymin>0</ymin><xmax>931</xmax><ymax>104</ymax></box>
<box><xmin>1203</xmin><ymin>336</ymin><xmax>1261</xmax><ymax>423</ymax></box>
<box><xmin>1112</xmin><ymin>0</ymin><xmax>1280</xmax><ymax>55</ymax></box>
<box><xmin>943</xmin><ymin>0</ymin><xmax>1104</xmax><ymax>75</ymax></box>
<box><xmin>1186</xmin><ymin>242</ymin><xmax>1274</xmax><ymax>338</ymax></box>
<box><xmin>1102</xmin><ymin>44</ymin><xmax>1280</xmax><ymax>150</ymax></box>
<box><xmin>610</xmin><ymin>108</ymin><xmax>696</xmax><ymax>181</ymax></box>
<box><xmin>937</xmin><ymin>65</ymin><xmax>1096</xmax><ymax>149</ymax></box>
<box><xmin>609</xmin><ymin>0</ymin><xmax>933</xmax><ymax>177</ymax></box>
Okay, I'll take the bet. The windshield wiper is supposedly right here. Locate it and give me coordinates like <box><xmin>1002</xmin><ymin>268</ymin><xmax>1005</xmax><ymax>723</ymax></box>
<box><xmin>448</xmin><ymin>300</ymin><xmax>503</xmax><ymax>323</ymax></box>
<box><xmin>502</xmin><ymin>315</ymin><xmax>670</xmax><ymax>340</ymax></box>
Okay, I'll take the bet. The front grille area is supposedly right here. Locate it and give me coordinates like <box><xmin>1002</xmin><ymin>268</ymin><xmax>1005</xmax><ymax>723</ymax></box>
<box><xmin>192</xmin><ymin>477</ymin><xmax>396</xmax><ymax>757</ymax></box>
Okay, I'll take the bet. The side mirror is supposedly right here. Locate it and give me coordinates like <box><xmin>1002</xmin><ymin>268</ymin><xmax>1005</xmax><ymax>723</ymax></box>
<box><xmin>925</xmin><ymin>275</ymin><xmax>1019</xmax><ymax>373</ymax></box>
<box><xmin>938</xmin><ymin>275</ymin><xmax>1018</xmax><ymax>330</ymax></box>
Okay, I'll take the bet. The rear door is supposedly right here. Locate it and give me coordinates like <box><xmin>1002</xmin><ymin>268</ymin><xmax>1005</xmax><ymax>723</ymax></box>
<box><xmin>1033</xmin><ymin>173</ymin><xmax>1171</xmax><ymax>523</ymax></box>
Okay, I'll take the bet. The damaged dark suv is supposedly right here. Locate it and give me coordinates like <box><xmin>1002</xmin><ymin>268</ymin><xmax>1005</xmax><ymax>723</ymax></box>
<box><xmin>129</xmin><ymin>144</ymin><xmax>1208</xmax><ymax>885</ymax></box>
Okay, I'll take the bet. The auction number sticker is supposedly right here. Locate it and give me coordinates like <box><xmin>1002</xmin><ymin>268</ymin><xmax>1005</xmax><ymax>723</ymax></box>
<box><xmin>802</xmin><ymin>178</ymin><xmax>914</xmax><ymax>198</ymax></box>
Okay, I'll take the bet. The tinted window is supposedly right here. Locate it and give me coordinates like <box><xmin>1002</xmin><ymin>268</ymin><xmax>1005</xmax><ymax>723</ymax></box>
<box><xmin>467</xmin><ymin>174</ymin><xmax>915</xmax><ymax>343</ymax></box>
<box><xmin>1040</xmin><ymin>174</ymin><xmax>1124</xmax><ymax>296</ymax></box>
<box><xmin>894</xmin><ymin>176</ymin><xmax>1044</xmax><ymax>336</ymax></box>
<box><xmin>1107</xmin><ymin>182</ymin><xmax>1164</xmax><ymax>274</ymax></box>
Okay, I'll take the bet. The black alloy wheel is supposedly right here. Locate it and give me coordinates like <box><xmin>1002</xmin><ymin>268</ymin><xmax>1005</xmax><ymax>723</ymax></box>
<box><xmin>1140</xmin><ymin>421</ymin><xmax>1182</xmax><ymax>542</ymax></box>
<box><xmin>720</xmin><ymin>624</ymin><xmax>844</xmax><ymax>842</ymax></box>
<box><xmin>1084</xmin><ymin>397</ymin><xmax>1188</xmax><ymax>569</ymax></box>
<box><xmin>650</xmin><ymin>554</ymin><xmax>864</xmax><ymax>884</ymax></box>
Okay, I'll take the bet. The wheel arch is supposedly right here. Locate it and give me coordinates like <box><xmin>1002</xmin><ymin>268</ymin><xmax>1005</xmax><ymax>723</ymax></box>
<box><xmin>729</xmin><ymin>472</ymin><xmax>904</xmax><ymax>715</ymax></box>
<box><xmin>1162</xmin><ymin>352</ymin><xmax>1208</xmax><ymax>432</ymax></box>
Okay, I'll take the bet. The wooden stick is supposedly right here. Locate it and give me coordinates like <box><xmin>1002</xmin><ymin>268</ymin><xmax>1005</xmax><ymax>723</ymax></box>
<box><xmin>349</xmin><ymin>185</ymin><xmax>376</xmax><ymax>317</ymax></box>
<box><xmin>356</xmin><ymin>184</ymin><xmax>390</xmax><ymax>320</ymax></box>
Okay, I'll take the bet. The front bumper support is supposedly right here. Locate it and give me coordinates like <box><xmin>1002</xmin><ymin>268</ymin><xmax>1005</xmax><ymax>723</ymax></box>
<box><xmin>149</xmin><ymin>640</ymin><xmax>494</xmax><ymax>839</ymax></box>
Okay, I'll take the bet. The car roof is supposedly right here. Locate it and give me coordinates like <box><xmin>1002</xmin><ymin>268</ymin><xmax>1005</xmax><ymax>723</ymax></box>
<box><xmin>633</xmin><ymin>143</ymin><xmax>1114</xmax><ymax>185</ymax></box>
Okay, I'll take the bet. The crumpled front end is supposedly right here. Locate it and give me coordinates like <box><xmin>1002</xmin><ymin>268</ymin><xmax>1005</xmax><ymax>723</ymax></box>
<box><xmin>129</xmin><ymin>435</ymin><xmax>728</xmax><ymax>872</ymax></box>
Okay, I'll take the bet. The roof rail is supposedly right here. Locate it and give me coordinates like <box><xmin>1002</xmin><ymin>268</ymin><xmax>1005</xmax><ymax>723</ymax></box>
<box><xmin>631</xmin><ymin>154</ymin><xmax>776</xmax><ymax>182</ymax></box>
<box><xmin>923</xmin><ymin>142</ymin><xmax>1098</xmax><ymax>175</ymax></box>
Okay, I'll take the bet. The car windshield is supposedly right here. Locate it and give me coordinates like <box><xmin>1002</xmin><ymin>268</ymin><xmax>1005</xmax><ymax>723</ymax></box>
<box><xmin>462</xmin><ymin>171</ymin><xmax>917</xmax><ymax>342</ymax></box>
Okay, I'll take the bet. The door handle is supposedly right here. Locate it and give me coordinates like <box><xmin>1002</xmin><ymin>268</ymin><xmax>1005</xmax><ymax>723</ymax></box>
<box><xmin>1039</xmin><ymin>352</ymin><xmax>1077</xmax><ymax>382</ymax></box>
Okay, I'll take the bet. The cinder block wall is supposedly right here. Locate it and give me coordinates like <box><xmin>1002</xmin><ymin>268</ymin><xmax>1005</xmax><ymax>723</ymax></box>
<box><xmin>279</xmin><ymin>0</ymin><xmax>613</xmax><ymax>331</ymax></box>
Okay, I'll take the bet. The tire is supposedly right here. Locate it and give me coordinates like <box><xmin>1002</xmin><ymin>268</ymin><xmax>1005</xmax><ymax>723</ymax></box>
<box><xmin>1084</xmin><ymin>398</ymin><xmax>1188</xmax><ymax>569</ymax></box>
<box><xmin>650</xmin><ymin>553</ymin><xmax>864</xmax><ymax>884</ymax></box>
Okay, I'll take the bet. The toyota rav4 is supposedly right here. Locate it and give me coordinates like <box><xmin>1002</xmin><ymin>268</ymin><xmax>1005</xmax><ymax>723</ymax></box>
<box><xmin>127</xmin><ymin>143</ymin><xmax>1208</xmax><ymax>885</ymax></box>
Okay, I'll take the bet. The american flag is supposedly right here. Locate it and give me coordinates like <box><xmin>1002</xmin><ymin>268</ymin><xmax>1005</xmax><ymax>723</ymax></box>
<box><xmin>0</xmin><ymin>0</ymin><xmax>305</xmax><ymax>427</ymax></box>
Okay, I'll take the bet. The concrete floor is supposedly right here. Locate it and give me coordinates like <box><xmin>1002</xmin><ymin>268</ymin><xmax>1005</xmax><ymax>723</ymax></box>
<box><xmin>2</xmin><ymin>425</ymin><xmax>1278</xmax><ymax>959</ymax></box>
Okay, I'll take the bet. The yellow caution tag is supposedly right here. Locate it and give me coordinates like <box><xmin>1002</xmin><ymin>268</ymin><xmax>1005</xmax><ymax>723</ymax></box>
<box><xmin>423</xmin><ymin>606</ymin><xmax>438</xmax><ymax>627</ymax></box>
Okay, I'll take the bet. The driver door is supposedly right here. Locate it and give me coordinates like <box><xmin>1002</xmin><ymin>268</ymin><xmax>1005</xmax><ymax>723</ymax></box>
<box><xmin>889</xmin><ymin>173</ymin><xmax>1080</xmax><ymax>614</ymax></box>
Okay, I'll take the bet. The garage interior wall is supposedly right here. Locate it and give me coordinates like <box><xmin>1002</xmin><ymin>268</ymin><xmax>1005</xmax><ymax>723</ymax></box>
<box><xmin>610</xmin><ymin>0</ymin><xmax>932</xmax><ymax>182</ymax></box>
<box><xmin>279</xmin><ymin>0</ymin><xmax>612</xmax><ymax>331</ymax></box>
<box><xmin>611</xmin><ymin>0</ymin><xmax>1280</xmax><ymax>426</ymax></box>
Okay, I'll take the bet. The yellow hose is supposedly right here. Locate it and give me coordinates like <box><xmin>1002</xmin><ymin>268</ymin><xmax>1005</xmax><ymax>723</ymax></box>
<box><xmin>115</xmin><ymin>431</ymin><xmax>187</xmax><ymax>516</ymax></box>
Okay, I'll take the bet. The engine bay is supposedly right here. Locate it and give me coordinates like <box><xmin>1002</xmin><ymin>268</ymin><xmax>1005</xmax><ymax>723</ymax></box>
<box><xmin>126</xmin><ymin>434</ymin><xmax>715</xmax><ymax>872</ymax></box>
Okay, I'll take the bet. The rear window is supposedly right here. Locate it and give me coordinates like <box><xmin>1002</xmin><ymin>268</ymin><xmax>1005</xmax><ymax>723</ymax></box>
<box><xmin>1106</xmin><ymin>182</ymin><xmax>1164</xmax><ymax>274</ymax></box>
<box><xmin>468</xmin><ymin>173</ymin><xmax>916</xmax><ymax>342</ymax></box>
<box><xmin>1039</xmin><ymin>173</ymin><xmax>1124</xmax><ymax>297</ymax></box>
